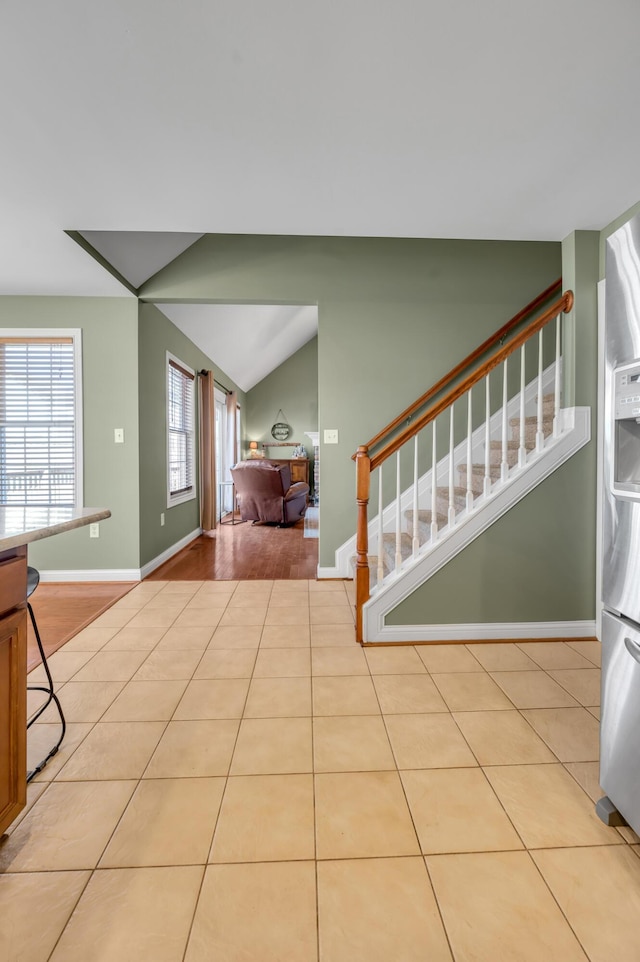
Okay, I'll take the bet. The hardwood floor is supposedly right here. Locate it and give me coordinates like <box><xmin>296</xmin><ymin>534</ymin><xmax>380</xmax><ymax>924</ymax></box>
<box><xmin>148</xmin><ymin>516</ymin><xmax>319</xmax><ymax>581</ymax></box>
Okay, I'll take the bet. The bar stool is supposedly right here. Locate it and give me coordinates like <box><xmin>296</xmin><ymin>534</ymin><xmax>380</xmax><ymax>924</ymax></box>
<box><xmin>26</xmin><ymin>566</ymin><xmax>66</xmax><ymax>781</ymax></box>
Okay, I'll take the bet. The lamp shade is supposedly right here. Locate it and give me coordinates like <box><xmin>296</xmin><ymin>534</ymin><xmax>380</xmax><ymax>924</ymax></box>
<box><xmin>249</xmin><ymin>441</ymin><xmax>258</xmax><ymax>450</ymax></box>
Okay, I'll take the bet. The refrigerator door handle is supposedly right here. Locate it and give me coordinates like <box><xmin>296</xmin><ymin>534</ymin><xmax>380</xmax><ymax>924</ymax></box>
<box><xmin>624</xmin><ymin>636</ymin><xmax>640</xmax><ymax>665</ymax></box>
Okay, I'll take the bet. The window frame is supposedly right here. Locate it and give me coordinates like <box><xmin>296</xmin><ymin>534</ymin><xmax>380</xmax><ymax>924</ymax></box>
<box><xmin>166</xmin><ymin>351</ymin><xmax>196</xmax><ymax>508</ymax></box>
<box><xmin>0</xmin><ymin>328</ymin><xmax>83</xmax><ymax>508</ymax></box>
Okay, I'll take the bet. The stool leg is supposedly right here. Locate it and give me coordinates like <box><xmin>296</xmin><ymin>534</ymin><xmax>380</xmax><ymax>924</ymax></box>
<box><xmin>26</xmin><ymin>600</ymin><xmax>67</xmax><ymax>781</ymax></box>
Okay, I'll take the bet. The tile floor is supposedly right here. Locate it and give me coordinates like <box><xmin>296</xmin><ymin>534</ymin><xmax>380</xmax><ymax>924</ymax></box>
<box><xmin>2</xmin><ymin>579</ymin><xmax>640</xmax><ymax>961</ymax></box>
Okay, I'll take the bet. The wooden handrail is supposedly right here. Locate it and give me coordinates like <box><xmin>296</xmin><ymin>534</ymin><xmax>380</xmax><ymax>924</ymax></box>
<box><xmin>369</xmin><ymin>290</ymin><xmax>573</xmax><ymax>471</ymax></box>
<box><xmin>354</xmin><ymin>278</ymin><xmax>562</xmax><ymax>459</ymax></box>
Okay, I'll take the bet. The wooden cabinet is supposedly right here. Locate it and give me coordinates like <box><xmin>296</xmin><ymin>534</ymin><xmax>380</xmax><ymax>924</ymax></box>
<box><xmin>0</xmin><ymin>551</ymin><xmax>27</xmax><ymax>836</ymax></box>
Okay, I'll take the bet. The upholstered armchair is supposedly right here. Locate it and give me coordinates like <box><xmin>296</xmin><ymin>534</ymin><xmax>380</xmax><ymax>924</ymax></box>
<box><xmin>230</xmin><ymin>460</ymin><xmax>309</xmax><ymax>525</ymax></box>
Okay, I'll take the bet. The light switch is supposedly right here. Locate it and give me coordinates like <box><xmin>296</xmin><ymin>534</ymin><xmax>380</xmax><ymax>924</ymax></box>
<box><xmin>324</xmin><ymin>429</ymin><xmax>339</xmax><ymax>444</ymax></box>
<box><xmin>114</xmin><ymin>428</ymin><xmax>124</xmax><ymax>444</ymax></box>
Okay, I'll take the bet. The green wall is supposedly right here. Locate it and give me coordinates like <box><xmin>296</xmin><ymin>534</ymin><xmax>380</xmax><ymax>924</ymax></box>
<box><xmin>0</xmin><ymin>296</ymin><xmax>140</xmax><ymax>571</ymax></box>
<box><xmin>137</xmin><ymin>303</ymin><xmax>245</xmax><ymax>567</ymax></box>
<box><xmin>140</xmin><ymin>234</ymin><xmax>563</xmax><ymax>599</ymax></box>
<box><xmin>245</xmin><ymin>336</ymin><xmax>318</xmax><ymax>465</ymax></box>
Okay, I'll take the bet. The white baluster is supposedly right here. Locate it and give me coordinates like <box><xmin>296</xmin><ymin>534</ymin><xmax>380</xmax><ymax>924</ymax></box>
<box><xmin>448</xmin><ymin>403</ymin><xmax>456</xmax><ymax>526</ymax></box>
<box><xmin>395</xmin><ymin>451</ymin><xmax>402</xmax><ymax>571</ymax></box>
<box><xmin>536</xmin><ymin>329</ymin><xmax>544</xmax><ymax>452</ymax></box>
<box><xmin>553</xmin><ymin>313</ymin><xmax>561</xmax><ymax>438</ymax></box>
<box><xmin>377</xmin><ymin>468</ymin><xmax>384</xmax><ymax>587</ymax></box>
<box><xmin>518</xmin><ymin>344</ymin><xmax>526</xmax><ymax>468</ymax></box>
<box><xmin>501</xmin><ymin>360</ymin><xmax>509</xmax><ymax>482</ymax></box>
<box><xmin>484</xmin><ymin>374</ymin><xmax>491</xmax><ymax>497</ymax></box>
<box><xmin>412</xmin><ymin>434</ymin><xmax>419</xmax><ymax>557</ymax></box>
<box><xmin>466</xmin><ymin>389</ymin><xmax>473</xmax><ymax>511</ymax></box>
<box><xmin>431</xmin><ymin>419</ymin><xmax>438</xmax><ymax>541</ymax></box>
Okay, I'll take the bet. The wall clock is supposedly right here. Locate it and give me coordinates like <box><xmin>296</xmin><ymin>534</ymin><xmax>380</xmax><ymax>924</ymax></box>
<box><xmin>271</xmin><ymin>421</ymin><xmax>291</xmax><ymax>441</ymax></box>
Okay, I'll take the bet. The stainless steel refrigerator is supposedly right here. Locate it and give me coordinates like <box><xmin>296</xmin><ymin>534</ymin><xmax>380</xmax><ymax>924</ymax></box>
<box><xmin>599</xmin><ymin>212</ymin><xmax>640</xmax><ymax>833</ymax></box>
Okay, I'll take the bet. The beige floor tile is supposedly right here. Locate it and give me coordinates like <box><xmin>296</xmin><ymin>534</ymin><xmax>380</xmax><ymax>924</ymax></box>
<box><xmin>126</xmin><ymin>608</ymin><xmax>182</xmax><ymax>629</ymax></box>
<box><xmin>310</xmin><ymin>624</ymin><xmax>356</xmax><ymax>646</ymax></box>
<box><xmin>566</xmin><ymin>640</ymin><xmax>602</xmax><ymax>666</ymax></box>
<box><xmin>156</xmin><ymin>580</ymin><xmax>202</xmax><ymax>594</ymax></box>
<box><xmin>484</xmin><ymin>764</ymin><xmax>622</xmax><ymax>848</ymax></box>
<box><xmin>100</xmin><ymin>777</ymin><xmax>225</xmax><ymax>867</ymax></box>
<box><xmin>317</xmin><ymin>857</ymin><xmax>452</xmax><ymax>962</ymax></box>
<box><xmin>70</xmin><ymin>649</ymin><xmax>149</xmax><ymax>683</ymax></box>
<box><xmin>452</xmin><ymin>710</ymin><xmax>557</xmax><ymax>765</ymax></box>
<box><xmin>28</xmin><ymin>722</ymin><xmax>93</xmax><ymax>781</ymax></box>
<box><xmin>230</xmin><ymin>717</ymin><xmax>313</xmax><ymax>774</ymax></box>
<box><xmin>154</xmin><ymin>625</ymin><xmax>214</xmax><ymax>650</ymax></box>
<box><xmin>310</xmin><ymin>606</ymin><xmax>354</xmax><ymax>625</ymax></box>
<box><xmin>588</xmin><ymin>705</ymin><xmax>601</xmax><ymax>719</ymax></box>
<box><xmin>309</xmin><ymin>591</ymin><xmax>350</xmax><ymax>607</ymax></box>
<box><xmin>101</xmin><ymin>680</ymin><xmax>188</xmax><ymax>722</ymax></box>
<box><xmin>244</xmin><ymin>677</ymin><xmax>312</xmax><ymax>717</ymax></box>
<box><xmin>210</xmin><ymin>774</ymin><xmax>315</xmax><ymax>863</ymax></box>
<box><xmin>402</xmin><ymin>768</ymin><xmax>523</xmax><ymax>854</ymax></box>
<box><xmin>4</xmin><ymin>782</ymin><xmax>48</xmax><ymax>834</ymax></box>
<box><xmin>219</xmin><ymin>606</ymin><xmax>268</xmax><ymax>627</ymax></box>
<box><xmin>617</xmin><ymin>824</ymin><xmax>640</xmax><ymax>844</ymax></box>
<box><xmin>28</xmin><ymin>649</ymin><xmax>94</xmax><ymax>684</ymax></box>
<box><xmin>432</xmin><ymin>671</ymin><xmax>514</xmax><ymax>710</ymax></box>
<box><xmin>173</xmin><ymin>607</ymin><xmax>226</xmax><ymax>628</ymax></box>
<box><xmin>55</xmin><ymin>721</ymin><xmax>166</xmax><ymax>780</ymax></box>
<box><xmin>48</xmin><ymin>680</ymin><xmax>126</xmax><ymax>723</ymax></box>
<box><xmin>365</xmin><ymin>647</ymin><xmax>427</xmax><ymax>675</ymax></box>
<box><xmin>62</xmin><ymin>625</ymin><xmax>120</xmax><ymax>650</ymax></box>
<box><xmin>139</xmin><ymin>595</ymin><xmax>189</xmax><ymax>611</ymax></box>
<box><xmin>521</xmin><ymin>706</ymin><xmax>600</xmax><ymax>761</ymax></box>
<box><xmin>50</xmin><ymin>865</ymin><xmax>203</xmax><ymax>962</ymax></box>
<box><xmin>173</xmin><ymin>678</ymin><xmax>250</xmax><ymax>719</ymax></box>
<box><xmin>227</xmin><ymin>592</ymin><xmax>272</xmax><ymax>609</ymax></box>
<box><xmin>0</xmin><ymin>870</ymin><xmax>90</xmax><ymax>962</ymax></box>
<box><xmin>193</xmin><ymin>648</ymin><xmax>257</xmax><ymax>679</ymax></box>
<box><xmin>144</xmin><ymin>719</ymin><xmax>239</xmax><ymax>778</ymax></box>
<box><xmin>0</xmin><ymin>780</ymin><xmax>136</xmax><ymax>872</ymax></box>
<box><xmin>490</xmin><ymin>669</ymin><xmax>580</xmax><ymax>708</ymax></box>
<box><xmin>385</xmin><ymin>713</ymin><xmax>478</xmax><ymax>769</ymax></box>
<box><xmin>427</xmin><ymin>851</ymin><xmax>588</xmax><ymax>962</ymax></box>
<box><xmin>253</xmin><ymin>647</ymin><xmax>311</xmax><ymax>677</ymax></box>
<box><xmin>265</xmin><ymin>606</ymin><xmax>310</xmax><ymax>626</ymax></box>
<box><xmin>373</xmin><ymin>673</ymin><xmax>448</xmax><ymax>713</ymax></box>
<box><xmin>102</xmin><ymin>626</ymin><xmax>167</xmax><ymax>651</ymax></box>
<box><xmin>312</xmin><ymin>676</ymin><xmax>381</xmax><ymax>715</ymax></box>
<box><xmin>268</xmin><ymin>590</ymin><xmax>310</xmax><ymax>607</ymax></box>
<box><xmin>311</xmin><ymin>646</ymin><xmax>369</xmax><ymax>676</ymax></box>
<box><xmin>184</xmin><ymin>862</ymin><xmax>317</xmax><ymax>962</ymax></box>
<box><xmin>186</xmin><ymin>591</ymin><xmax>234</xmax><ymax>609</ymax></box>
<box><xmin>207</xmin><ymin>625</ymin><xmax>263</xmax><ymax>648</ymax></box>
<box><xmin>416</xmin><ymin>644</ymin><xmax>484</xmax><ymax>673</ymax></box>
<box><xmin>90</xmin><ymin>608</ymin><xmax>135</xmax><ymax>628</ymax></box>
<box><xmin>274</xmin><ymin>579</ymin><xmax>309</xmax><ymax>591</ymax></box>
<box><xmin>310</xmin><ymin>579</ymin><xmax>348</xmax><ymax>591</ymax></box>
<box><xmin>260</xmin><ymin>624</ymin><xmax>311</xmax><ymax>647</ymax></box>
<box><xmin>315</xmin><ymin>771</ymin><xmax>420</xmax><ymax>859</ymax></box>
<box><xmin>564</xmin><ymin>761</ymin><xmax>604</xmax><ymax>803</ymax></box>
<box><xmin>533</xmin><ymin>845</ymin><xmax>640</xmax><ymax>962</ymax></box>
<box><xmin>548</xmin><ymin>668</ymin><xmax>601</xmax><ymax>706</ymax></box>
<box><xmin>465</xmin><ymin>642</ymin><xmax>539</xmax><ymax>671</ymax></box>
<box><xmin>517</xmin><ymin>641</ymin><xmax>594</xmax><ymax>669</ymax></box>
<box><xmin>133</xmin><ymin>649</ymin><xmax>203</xmax><ymax>681</ymax></box>
<box><xmin>313</xmin><ymin>715</ymin><xmax>395</xmax><ymax>772</ymax></box>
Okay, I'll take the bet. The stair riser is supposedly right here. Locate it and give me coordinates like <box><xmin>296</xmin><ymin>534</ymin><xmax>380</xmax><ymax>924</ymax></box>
<box><xmin>510</xmin><ymin>419</ymin><xmax>553</xmax><ymax>445</ymax></box>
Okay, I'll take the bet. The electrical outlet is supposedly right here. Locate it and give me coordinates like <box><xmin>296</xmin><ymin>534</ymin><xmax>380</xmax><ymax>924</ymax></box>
<box><xmin>89</xmin><ymin>523</ymin><xmax>100</xmax><ymax>538</ymax></box>
<box><xmin>160</xmin><ymin>513</ymin><xmax>165</xmax><ymax>526</ymax></box>
<box><xmin>324</xmin><ymin>429</ymin><xmax>339</xmax><ymax>444</ymax></box>
<box><xmin>114</xmin><ymin>428</ymin><xmax>124</xmax><ymax>444</ymax></box>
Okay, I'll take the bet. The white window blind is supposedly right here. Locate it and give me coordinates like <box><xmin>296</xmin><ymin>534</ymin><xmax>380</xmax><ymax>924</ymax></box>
<box><xmin>167</xmin><ymin>356</ymin><xmax>195</xmax><ymax>502</ymax></box>
<box><xmin>0</xmin><ymin>337</ymin><xmax>77</xmax><ymax>507</ymax></box>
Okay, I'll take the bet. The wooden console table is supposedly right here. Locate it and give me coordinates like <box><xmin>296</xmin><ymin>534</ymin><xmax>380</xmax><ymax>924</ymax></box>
<box><xmin>0</xmin><ymin>506</ymin><xmax>110</xmax><ymax>835</ymax></box>
<box><xmin>263</xmin><ymin>458</ymin><xmax>309</xmax><ymax>486</ymax></box>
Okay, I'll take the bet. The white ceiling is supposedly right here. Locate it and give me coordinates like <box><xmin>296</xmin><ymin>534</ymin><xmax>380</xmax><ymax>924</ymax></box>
<box><xmin>2</xmin><ymin>1</ymin><xmax>640</xmax><ymax>377</ymax></box>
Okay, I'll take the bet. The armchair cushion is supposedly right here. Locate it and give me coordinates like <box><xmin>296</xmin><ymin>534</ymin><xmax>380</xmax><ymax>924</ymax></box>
<box><xmin>230</xmin><ymin>460</ymin><xmax>309</xmax><ymax>524</ymax></box>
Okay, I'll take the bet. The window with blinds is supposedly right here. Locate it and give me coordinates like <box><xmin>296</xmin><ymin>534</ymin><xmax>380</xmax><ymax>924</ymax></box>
<box><xmin>0</xmin><ymin>335</ymin><xmax>80</xmax><ymax>507</ymax></box>
<box><xmin>167</xmin><ymin>353</ymin><xmax>195</xmax><ymax>505</ymax></box>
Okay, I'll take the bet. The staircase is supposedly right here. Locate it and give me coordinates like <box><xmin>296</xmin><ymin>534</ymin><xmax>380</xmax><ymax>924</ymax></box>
<box><xmin>345</xmin><ymin>282</ymin><xmax>591</xmax><ymax>644</ymax></box>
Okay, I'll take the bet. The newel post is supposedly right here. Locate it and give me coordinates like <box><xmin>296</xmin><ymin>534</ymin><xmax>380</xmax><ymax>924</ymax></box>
<box><xmin>355</xmin><ymin>445</ymin><xmax>371</xmax><ymax>644</ymax></box>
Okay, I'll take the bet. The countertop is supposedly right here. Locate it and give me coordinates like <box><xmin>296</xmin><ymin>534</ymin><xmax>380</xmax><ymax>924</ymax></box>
<box><xmin>0</xmin><ymin>507</ymin><xmax>111</xmax><ymax>552</ymax></box>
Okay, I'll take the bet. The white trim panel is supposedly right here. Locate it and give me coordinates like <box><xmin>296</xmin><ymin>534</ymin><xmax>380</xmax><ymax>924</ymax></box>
<box><xmin>317</xmin><ymin>566</ymin><xmax>344</xmax><ymax>580</ymax></box>
<box><xmin>368</xmin><ymin>620</ymin><xmax>597</xmax><ymax>643</ymax></box>
<box><xmin>38</xmin><ymin>568</ymin><xmax>142</xmax><ymax>582</ymax></box>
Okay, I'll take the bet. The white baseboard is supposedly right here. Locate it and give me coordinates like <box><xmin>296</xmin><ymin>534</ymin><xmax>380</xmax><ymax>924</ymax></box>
<box><xmin>38</xmin><ymin>568</ymin><xmax>142</xmax><ymax>583</ymax></box>
<box><xmin>38</xmin><ymin>528</ymin><xmax>202</xmax><ymax>583</ymax></box>
<box><xmin>367</xmin><ymin>620</ymin><xmax>597</xmax><ymax>644</ymax></box>
<box><xmin>139</xmin><ymin>529</ymin><xmax>202</xmax><ymax>579</ymax></box>
<box><xmin>317</xmin><ymin>565</ymin><xmax>344</xmax><ymax>580</ymax></box>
